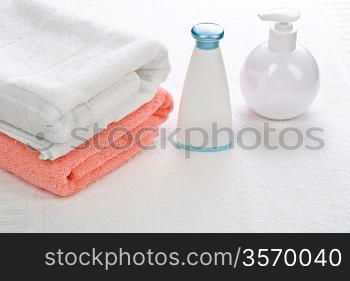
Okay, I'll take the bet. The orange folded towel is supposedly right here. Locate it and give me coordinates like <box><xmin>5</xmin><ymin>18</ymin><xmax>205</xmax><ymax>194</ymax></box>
<box><xmin>0</xmin><ymin>89</ymin><xmax>173</xmax><ymax>197</ymax></box>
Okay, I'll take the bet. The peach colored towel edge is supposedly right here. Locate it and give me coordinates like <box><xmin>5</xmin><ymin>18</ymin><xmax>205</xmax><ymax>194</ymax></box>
<box><xmin>0</xmin><ymin>88</ymin><xmax>173</xmax><ymax>197</ymax></box>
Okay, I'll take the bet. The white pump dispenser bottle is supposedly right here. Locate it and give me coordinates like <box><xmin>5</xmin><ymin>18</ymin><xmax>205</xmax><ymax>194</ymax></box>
<box><xmin>177</xmin><ymin>23</ymin><xmax>233</xmax><ymax>152</ymax></box>
<box><xmin>240</xmin><ymin>8</ymin><xmax>320</xmax><ymax>120</ymax></box>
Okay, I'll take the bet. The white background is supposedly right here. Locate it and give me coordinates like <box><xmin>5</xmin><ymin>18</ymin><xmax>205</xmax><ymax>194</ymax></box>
<box><xmin>1</xmin><ymin>0</ymin><xmax>350</xmax><ymax>232</ymax></box>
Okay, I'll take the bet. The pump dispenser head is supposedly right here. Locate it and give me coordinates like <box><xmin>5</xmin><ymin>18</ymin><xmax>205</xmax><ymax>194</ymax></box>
<box><xmin>258</xmin><ymin>8</ymin><xmax>300</xmax><ymax>53</ymax></box>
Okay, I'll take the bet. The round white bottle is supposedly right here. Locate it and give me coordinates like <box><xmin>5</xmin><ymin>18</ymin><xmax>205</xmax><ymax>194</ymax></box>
<box><xmin>177</xmin><ymin>23</ymin><xmax>233</xmax><ymax>151</ymax></box>
<box><xmin>240</xmin><ymin>8</ymin><xmax>320</xmax><ymax>120</ymax></box>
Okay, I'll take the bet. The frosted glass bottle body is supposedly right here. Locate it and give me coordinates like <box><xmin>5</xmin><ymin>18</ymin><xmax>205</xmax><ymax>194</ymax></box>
<box><xmin>177</xmin><ymin>47</ymin><xmax>233</xmax><ymax>150</ymax></box>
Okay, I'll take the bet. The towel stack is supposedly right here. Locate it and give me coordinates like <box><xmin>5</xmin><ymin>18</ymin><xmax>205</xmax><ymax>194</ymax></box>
<box><xmin>0</xmin><ymin>0</ymin><xmax>173</xmax><ymax>196</ymax></box>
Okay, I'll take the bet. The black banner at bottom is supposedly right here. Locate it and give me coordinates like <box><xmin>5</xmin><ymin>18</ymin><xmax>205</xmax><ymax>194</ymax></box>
<box><xmin>0</xmin><ymin>234</ymin><xmax>348</xmax><ymax>278</ymax></box>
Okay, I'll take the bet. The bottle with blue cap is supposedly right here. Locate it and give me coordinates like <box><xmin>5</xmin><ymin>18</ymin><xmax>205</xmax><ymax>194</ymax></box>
<box><xmin>177</xmin><ymin>23</ymin><xmax>233</xmax><ymax>152</ymax></box>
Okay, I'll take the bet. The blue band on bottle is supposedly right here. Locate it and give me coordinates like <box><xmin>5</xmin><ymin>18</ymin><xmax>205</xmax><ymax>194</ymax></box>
<box><xmin>196</xmin><ymin>41</ymin><xmax>220</xmax><ymax>50</ymax></box>
<box><xmin>176</xmin><ymin>142</ymin><xmax>232</xmax><ymax>153</ymax></box>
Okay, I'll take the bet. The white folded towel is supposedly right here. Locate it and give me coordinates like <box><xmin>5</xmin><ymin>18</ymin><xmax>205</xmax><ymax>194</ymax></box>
<box><xmin>0</xmin><ymin>0</ymin><xmax>170</xmax><ymax>160</ymax></box>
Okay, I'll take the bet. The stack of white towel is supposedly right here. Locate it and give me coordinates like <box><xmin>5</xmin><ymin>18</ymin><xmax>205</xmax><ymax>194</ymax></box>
<box><xmin>0</xmin><ymin>0</ymin><xmax>170</xmax><ymax>160</ymax></box>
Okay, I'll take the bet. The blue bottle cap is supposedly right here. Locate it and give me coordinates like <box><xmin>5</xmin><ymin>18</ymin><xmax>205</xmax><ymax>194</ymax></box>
<box><xmin>191</xmin><ymin>23</ymin><xmax>224</xmax><ymax>50</ymax></box>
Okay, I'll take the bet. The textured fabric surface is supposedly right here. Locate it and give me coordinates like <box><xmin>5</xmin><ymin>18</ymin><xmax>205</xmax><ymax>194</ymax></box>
<box><xmin>0</xmin><ymin>0</ymin><xmax>170</xmax><ymax>159</ymax></box>
<box><xmin>0</xmin><ymin>89</ymin><xmax>173</xmax><ymax>197</ymax></box>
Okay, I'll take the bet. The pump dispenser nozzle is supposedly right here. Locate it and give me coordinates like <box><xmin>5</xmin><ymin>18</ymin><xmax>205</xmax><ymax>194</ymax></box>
<box><xmin>258</xmin><ymin>8</ymin><xmax>300</xmax><ymax>53</ymax></box>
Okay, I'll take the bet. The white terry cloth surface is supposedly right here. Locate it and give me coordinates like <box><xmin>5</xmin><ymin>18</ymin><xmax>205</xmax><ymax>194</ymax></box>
<box><xmin>0</xmin><ymin>0</ymin><xmax>170</xmax><ymax>160</ymax></box>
